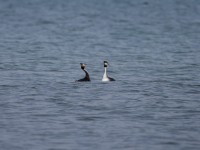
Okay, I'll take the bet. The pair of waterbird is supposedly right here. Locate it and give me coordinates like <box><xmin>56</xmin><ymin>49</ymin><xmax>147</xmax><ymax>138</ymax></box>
<box><xmin>76</xmin><ymin>61</ymin><xmax>115</xmax><ymax>82</ymax></box>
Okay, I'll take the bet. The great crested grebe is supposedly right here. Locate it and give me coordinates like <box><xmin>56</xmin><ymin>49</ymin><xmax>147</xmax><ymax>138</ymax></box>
<box><xmin>102</xmin><ymin>61</ymin><xmax>115</xmax><ymax>82</ymax></box>
<box><xmin>76</xmin><ymin>63</ymin><xmax>91</xmax><ymax>82</ymax></box>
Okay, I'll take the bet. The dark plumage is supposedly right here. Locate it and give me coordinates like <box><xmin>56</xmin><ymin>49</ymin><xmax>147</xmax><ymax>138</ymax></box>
<box><xmin>76</xmin><ymin>63</ymin><xmax>91</xmax><ymax>82</ymax></box>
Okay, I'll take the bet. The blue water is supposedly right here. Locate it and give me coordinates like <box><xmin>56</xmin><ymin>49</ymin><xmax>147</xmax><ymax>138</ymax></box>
<box><xmin>0</xmin><ymin>0</ymin><xmax>200</xmax><ymax>150</ymax></box>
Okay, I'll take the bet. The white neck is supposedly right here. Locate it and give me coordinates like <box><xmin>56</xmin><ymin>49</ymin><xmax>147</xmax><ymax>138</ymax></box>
<box><xmin>102</xmin><ymin>67</ymin><xmax>109</xmax><ymax>81</ymax></box>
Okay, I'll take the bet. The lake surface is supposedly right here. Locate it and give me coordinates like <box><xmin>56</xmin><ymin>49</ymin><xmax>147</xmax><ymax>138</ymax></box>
<box><xmin>0</xmin><ymin>0</ymin><xmax>200</xmax><ymax>150</ymax></box>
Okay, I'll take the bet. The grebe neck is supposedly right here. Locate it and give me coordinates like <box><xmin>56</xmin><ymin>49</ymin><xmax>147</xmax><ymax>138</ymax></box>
<box><xmin>83</xmin><ymin>69</ymin><xmax>90</xmax><ymax>81</ymax></box>
<box><xmin>102</xmin><ymin>67</ymin><xmax>109</xmax><ymax>82</ymax></box>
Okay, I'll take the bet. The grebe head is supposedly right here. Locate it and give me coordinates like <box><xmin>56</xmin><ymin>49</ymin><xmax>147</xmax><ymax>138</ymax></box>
<box><xmin>104</xmin><ymin>61</ymin><xmax>109</xmax><ymax>67</ymax></box>
<box><xmin>80</xmin><ymin>63</ymin><xmax>86</xmax><ymax>70</ymax></box>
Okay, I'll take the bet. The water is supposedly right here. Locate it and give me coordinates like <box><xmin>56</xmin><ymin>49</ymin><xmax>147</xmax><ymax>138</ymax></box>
<box><xmin>0</xmin><ymin>0</ymin><xmax>200</xmax><ymax>149</ymax></box>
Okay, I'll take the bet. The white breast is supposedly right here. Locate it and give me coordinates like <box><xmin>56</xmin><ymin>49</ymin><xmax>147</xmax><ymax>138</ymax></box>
<box><xmin>102</xmin><ymin>76</ymin><xmax>110</xmax><ymax>82</ymax></box>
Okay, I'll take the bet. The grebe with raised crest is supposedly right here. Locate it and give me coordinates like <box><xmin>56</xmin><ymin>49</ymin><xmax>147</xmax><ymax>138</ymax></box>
<box><xmin>102</xmin><ymin>61</ymin><xmax>115</xmax><ymax>82</ymax></box>
<box><xmin>76</xmin><ymin>63</ymin><xmax>91</xmax><ymax>82</ymax></box>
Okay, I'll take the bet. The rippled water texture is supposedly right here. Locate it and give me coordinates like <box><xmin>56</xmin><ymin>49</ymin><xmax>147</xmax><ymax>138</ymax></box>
<box><xmin>0</xmin><ymin>0</ymin><xmax>200</xmax><ymax>150</ymax></box>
